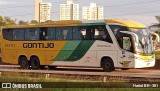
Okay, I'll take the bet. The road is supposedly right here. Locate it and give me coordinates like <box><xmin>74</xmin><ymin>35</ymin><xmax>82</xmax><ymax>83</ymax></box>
<box><xmin>0</xmin><ymin>65</ymin><xmax>160</xmax><ymax>79</ymax></box>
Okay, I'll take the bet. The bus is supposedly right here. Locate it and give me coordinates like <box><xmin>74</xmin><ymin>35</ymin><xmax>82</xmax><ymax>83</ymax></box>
<box><xmin>0</xmin><ymin>19</ymin><xmax>157</xmax><ymax>72</ymax></box>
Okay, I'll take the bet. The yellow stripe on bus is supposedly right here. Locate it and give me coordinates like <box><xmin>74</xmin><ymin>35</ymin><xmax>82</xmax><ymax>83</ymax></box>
<box><xmin>140</xmin><ymin>56</ymin><xmax>153</xmax><ymax>60</ymax></box>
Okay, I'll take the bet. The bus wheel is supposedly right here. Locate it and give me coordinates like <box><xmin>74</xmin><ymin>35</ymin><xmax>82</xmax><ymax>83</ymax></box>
<box><xmin>121</xmin><ymin>68</ymin><xmax>129</xmax><ymax>70</ymax></box>
<box><xmin>19</xmin><ymin>56</ymin><xmax>29</xmax><ymax>69</ymax></box>
<box><xmin>101</xmin><ymin>58</ymin><xmax>115</xmax><ymax>72</ymax></box>
<box><xmin>30</xmin><ymin>57</ymin><xmax>40</xmax><ymax>70</ymax></box>
<box><xmin>48</xmin><ymin>66</ymin><xmax>57</xmax><ymax>70</ymax></box>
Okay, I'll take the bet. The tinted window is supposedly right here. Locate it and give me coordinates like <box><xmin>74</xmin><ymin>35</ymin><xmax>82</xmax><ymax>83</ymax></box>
<box><xmin>79</xmin><ymin>26</ymin><xmax>96</xmax><ymax>40</ymax></box>
<box><xmin>13</xmin><ymin>29</ymin><xmax>25</xmax><ymax>40</ymax></box>
<box><xmin>109</xmin><ymin>25</ymin><xmax>130</xmax><ymax>48</ymax></box>
<box><xmin>109</xmin><ymin>25</ymin><xmax>128</xmax><ymax>35</ymax></box>
<box><xmin>56</xmin><ymin>27</ymin><xmax>72</xmax><ymax>40</ymax></box>
<box><xmin>46</xmin><ymin>28</ymin><xmax>56</xmax><ymax>40</ymax></box>
<box><xmin>25</xmin><ymin>28</ymin><xmax>39</xmax><ymax>40</ymax></box>
<box><xmin>2</xmin><ymin>29</ymin><xmax>13</xmax><ymax>40</ymax></box>
<box><xmin>109</xmin><ymin>25</ymin><xmax>134</xmax><ymax>52</ymax></box>
<box><xmin>40</xmin><ymin>28</ymin><xmax>47</xmax><ymax>40</ymax></box>
<box><xmin>79</xmin><ymin>25</ymin><xmax>113</xmax><ymax>43</ymax></box>
<box><xmin>80</xmin><ymin>26</ymin><xmax>88</xmax><ymax>39</ymax></box>
<box><xmin>93</xmin><ymin>25</ymin><xmax>112</xmax><ymax>43</ymax></box>
<box><xmin>73</xmin><ymin>27</ymin><xmax>81</xmax><ymax>40</ymax></box>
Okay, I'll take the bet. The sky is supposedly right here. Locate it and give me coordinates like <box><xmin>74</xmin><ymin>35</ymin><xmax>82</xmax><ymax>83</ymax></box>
<box><xmin>0</xmin><ymin>0</ymin><xmax>160</xmax><ymax>26</ymax></box>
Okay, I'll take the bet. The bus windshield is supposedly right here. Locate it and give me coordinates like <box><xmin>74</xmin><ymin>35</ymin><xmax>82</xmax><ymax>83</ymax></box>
<box><xmin>130</xmin><ymin>28</ymin><xmax>154</xmax><ymax>55</ymax></box>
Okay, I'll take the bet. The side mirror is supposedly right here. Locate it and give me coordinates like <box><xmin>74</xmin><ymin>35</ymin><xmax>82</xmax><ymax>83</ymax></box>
<box><xmin>120</xmin><ymin>31</ymin><xmax>139</xmax><ymax>43</ymax></box>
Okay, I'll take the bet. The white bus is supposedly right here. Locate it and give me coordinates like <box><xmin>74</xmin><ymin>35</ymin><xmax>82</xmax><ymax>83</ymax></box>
<box><xmin>0</xmin><ymin>19</ymin><xmax>156</xmax><ymax>72</ymax></box>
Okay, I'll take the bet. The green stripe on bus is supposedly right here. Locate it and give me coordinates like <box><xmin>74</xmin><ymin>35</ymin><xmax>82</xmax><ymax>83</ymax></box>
<box><xmin>53</xmin><ymin>41</ymin><xmax>81</xmax><ymax>61</ymax></box>
<box><xmin>65</xmin><ymin>40</ymin><xmax>95</xmax><ymax>61</ymax></box>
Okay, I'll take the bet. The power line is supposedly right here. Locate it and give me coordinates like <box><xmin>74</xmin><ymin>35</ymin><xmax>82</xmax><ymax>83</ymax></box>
<box><xmin>9</xmin><ymin>10</ymin><xmax>160</xmax><ymax>19</ymax></box>
<box><xmin>9</xmin><ymin>14</ymin><xmax>34</xmax><ymax>17</ymax></box>
<box><xmin>51</xmin><ymin>0</ymin><xmax>160</xmax><ymax>14</ymax></box>
<box><xmin>1</xmin><ymin>0</ymin><xmax>160</xmax><ymax>17</ymax></box>
<box><xmin>0</xmin><ymin>0</ymin><xmax>159</xmax><ymax>10</ymax></box>
<box><xmin>103</xmin><ymin>0</ymin><xmax>160</xmax><ymax>8</ymax></box>
<box><xmin>1</xmin><ymin>0</ymin><xmax>160</xmax><ymax>20</ymax></box>
<box><xmin>0</xmin><ymin>1</ymin><xmax>67</xmax><ymax>10</ymax></box>
<box><xmin>0</xmin><ymin>5</ymin><xmax>34</xmax><ymax>9</ymax></box>
<box><xmin>105</xmin><ymin>10</ymin><xmax>160</xmax><ymax>17</ymax></box>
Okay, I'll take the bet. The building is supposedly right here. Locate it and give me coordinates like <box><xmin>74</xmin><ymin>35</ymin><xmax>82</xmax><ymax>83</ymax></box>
<box><xmin>35</xmin><ymin>0</ymin><xmax>41</xmax><ymax>22</ymax></box>
<box><xmin>35</xmin><ymin>0</ymin><xmax>52</xmax><ymax>22</ymax></box>
<box><xmin>82</xmin><ymin>3</ymin><xmax>103</xmax><ymax>20</ymax></box>
<box><xmin>40</xmin><ymin>3</ymin><xmax>52</xmax><ymax>22</ymax></box>
<box><xmin>60</xmin><ymin>0</ymin><xmax>79</xmax><ymax>20</ymax></box>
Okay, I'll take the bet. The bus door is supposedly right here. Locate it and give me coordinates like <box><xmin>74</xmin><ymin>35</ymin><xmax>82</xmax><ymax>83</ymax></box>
<box><xmin>115</xmin><ymin>27</ymin><xmax>134</xmax><ymax>68</ymax></box>
<box><xmin>120</xmin><ymin>35</ymin><xmax>134</xmax><ymax>68</ymax></box>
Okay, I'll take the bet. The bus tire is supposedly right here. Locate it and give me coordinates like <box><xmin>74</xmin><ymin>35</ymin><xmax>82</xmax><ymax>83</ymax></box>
<box><xmin>30</xmin><ymin>57</ymin><xmax>40</xmax><ymax>70</ymax></box>
<box><xmin>101</xmin><ymin>58</ymin><xmax>115</xmax><ymax>72</ymax></box>
<box><xmin>48</xmin><ymin>66</ymin><xmax>57</xmax><ymax>70</ymax></box>
<box><xmin>19</xmin><ymin>56</ymin><xmax>29</xmax><ymax>69</ymax></box>
<box><xmin>121</xmin><ymin>68</ymin><xmax>129</xmax><ymax>70</ymax></box>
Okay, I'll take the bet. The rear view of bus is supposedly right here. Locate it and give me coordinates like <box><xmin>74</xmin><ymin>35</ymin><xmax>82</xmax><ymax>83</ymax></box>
<box><xmin>106</xmin><ymin>19</ymin><xmax>156</xmax><ymax>70</ymax></box>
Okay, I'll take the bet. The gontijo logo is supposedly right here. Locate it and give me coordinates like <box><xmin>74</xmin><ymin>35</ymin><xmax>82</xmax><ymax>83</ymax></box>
<box><xmin>23</xmin><ymin>43</ymin><xmax>54</xmax><ymax>48</ymax></box>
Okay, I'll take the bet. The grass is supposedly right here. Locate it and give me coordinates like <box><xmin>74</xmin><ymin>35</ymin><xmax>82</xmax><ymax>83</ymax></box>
<box><xmin>0</xmin><ymin>72</ymin><xmax>160</xmax><ymax>91</ymax></box>
<box><xmin>1</xmin><ymin>88</ymin><xmax>160</xmax><ymax>91</ymax></box>
<box><xmin>155</xmin><ymin>51</ymin><xmax>160</xmax><ymax>60</ymax></box>
<box><xmin>0</xmin><ymin>72</ymin><xmax>127</xmax><ymax>82</ymax></box>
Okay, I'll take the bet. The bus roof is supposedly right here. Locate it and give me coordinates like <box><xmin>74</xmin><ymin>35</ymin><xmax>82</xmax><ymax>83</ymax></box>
<box><xmin>106</xmin><ymin>19</ymin><xmax>146</xmax><ymax>28</ymax></box>
<box><xmin>2</xmin><ymin>20</ymin><xmax>82</xmax><ymax>29</ymax></box>
<box><xmin>2</xmin><ymin>19</ymin><xmax>146</xmax><ymax>29</ymax></box>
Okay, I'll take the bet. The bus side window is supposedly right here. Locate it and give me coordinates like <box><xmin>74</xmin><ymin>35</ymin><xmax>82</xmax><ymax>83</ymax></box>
<box><xmin>73</xmin><ymin>27</ymin><xmax>81</xmax><ymax>40</ymax></box>
<box><xmin>40</xmin><ymin>28</ymin><xmax>47</xmax><ymax>40</ymax></box>
<box><xmin>80</xmin><ymin>28</ymin><xmax>86</xmax><ymax>40</ymax></box>
<box><xmin>93</xmin><ymin>25</ymin><xmax>113</xmax><ymax>43</ymax></box>
<box><xmin>79</xmin><ymin>26</ymin><xmax>93</xmax><ymax>40</ymax></box>
<box><xmin>2</xmin><ymin>29</ymin><xmax>13</xmax><ymax>40</ymax></box>
<box><xmin>56</xmin><ymin>27</ymin><xmax>72</xmax><ymax>40</ymax></box>
<box><xmin>13</xmin><ymin>29</ymin><xmax>25</xmax><ymax>40</ymax></box>
<box><xmin>46</xmin><ymin>28</ymin><xmax>56</xmax><ymax>40</ymax></box>
<box><xmin>85</xmin><ymin>27</ymin><xmax>92</xmax><ymax>40</ymax></box>
<box><xmin>25</xmin><ymin>28</ymin><xmax>39</xmax><ymax>40</ymax></box>
<box><xmin>65</xmin><ymin>27</ymin><xmax>72</xmax><ymax>40</ymax></box>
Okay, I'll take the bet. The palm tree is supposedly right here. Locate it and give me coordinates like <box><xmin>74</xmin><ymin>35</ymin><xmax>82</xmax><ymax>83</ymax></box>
<box><xmin>150</xmin><ymin>16</ymin><xmax>160</xmax><ymax>28</ymax></box>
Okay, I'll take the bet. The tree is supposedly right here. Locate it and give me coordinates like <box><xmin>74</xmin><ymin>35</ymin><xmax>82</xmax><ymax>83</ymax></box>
<box><xmin>19</xmin><ymin>20</ymin><xmax>29</xmax><ymax>25</ymax></box>
<box><xmin>0</xmin><ymin>16</ymin><xmax>3</xmax><ymax>26</ymax></box>
<box><xmin>30</xmin><ymin>20</ymin><xmax>39</xmax><ymax>24</ymax></box>
<box><xmin>150</xmin><ymin>16</ymin><xmax>160</xmax><ymax>28</ymax></box>
<box><xmin>45</xmin><ymin>20</ymin><xmax>53</xmax><ymax>23</ymax></box>
<box><xmin>3</xmin><ymin>16</ymin><xmax>16</xmax><ymax>25</ymax></box>
<box><xmin>0</xmin><ymin>16</ymin><xmax>16</xmax><ymax>26</ymax></box>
